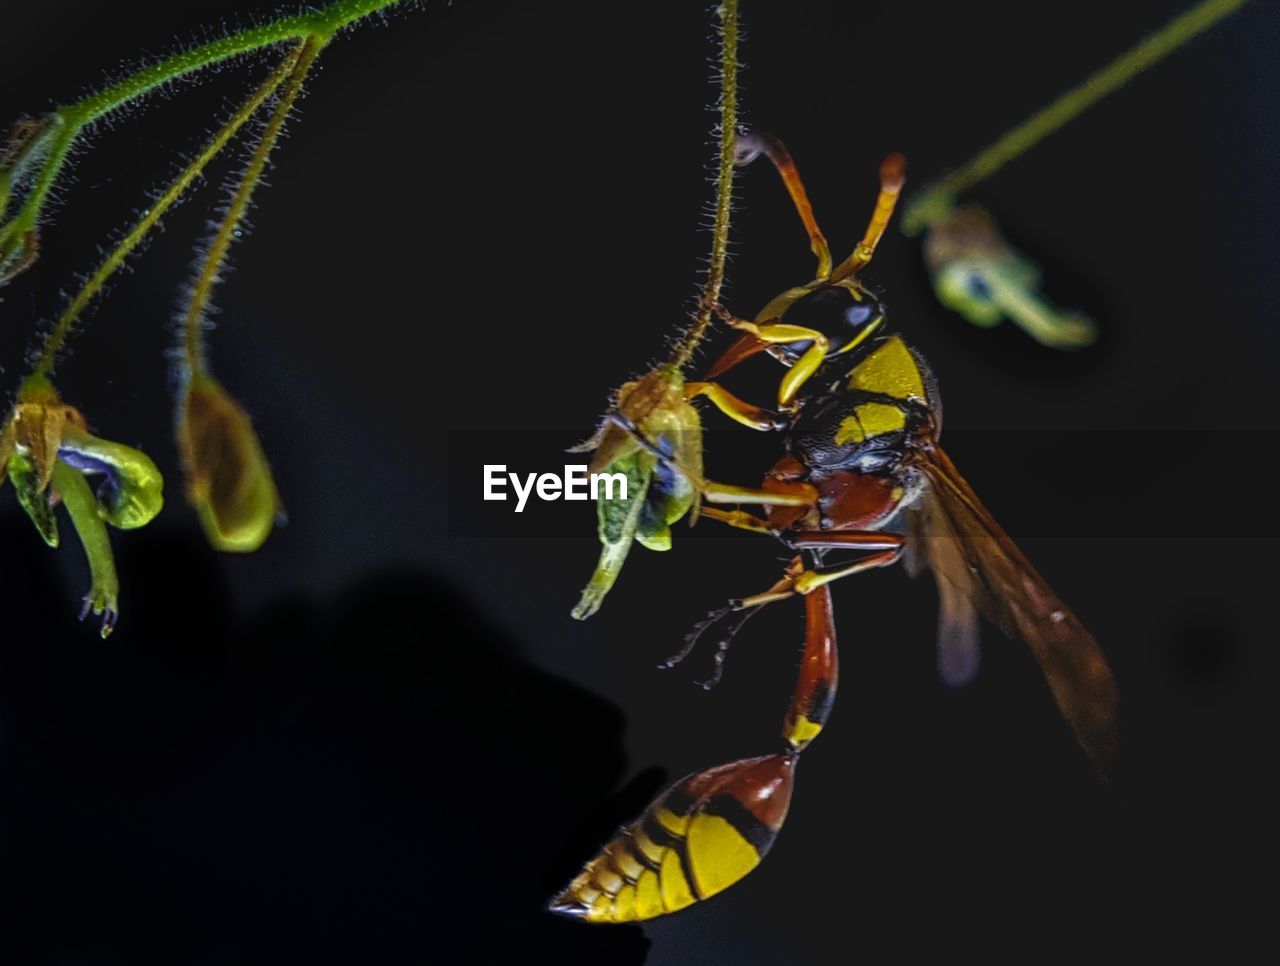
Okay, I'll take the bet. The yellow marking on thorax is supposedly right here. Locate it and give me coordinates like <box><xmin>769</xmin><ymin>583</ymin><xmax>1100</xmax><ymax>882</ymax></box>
<box><xmin>834</xmin><ymin>402</ymin><xmax>907</xmax><ymax>445</ymax></box>
<box><xmin>848</xmin><ymin>335</ymin><xmax>925</xmax><ymax>401</ymax></box>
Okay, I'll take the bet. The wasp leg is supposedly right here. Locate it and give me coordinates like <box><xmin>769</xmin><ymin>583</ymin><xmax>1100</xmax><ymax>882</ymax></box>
<box><xmin>702</xmin><ymin>309</ymin><xmax>832</xmax><ymax>405</ymax></box>
<box><xmin>684</xmin><ymin>381</ymin><xmax>786</xmax><ymax>432</ymax></box>
<box><xmin>735</xmin><ymin>533</ymin><xmax>906</xmax><ymax>607</ymax></box>
<box><xmin>722</xmin><ymin>318</ymin><xmax>829</xmax><ymax>410</ymax></box>
<box><xmin>660</xmin><ymin>602</ymin><xmax>764</xmax><ymax>691</ymax></box>
<box><xmin>830</xmin><ymin>153</ymin><xmax>907</xmax><ymax>282</ymax></box>
<box><xmin>735</xmin><ymin>131</ymin><xmax>832</xmax><ymax>280</ymax></box>
<box><xmin>787</xmin><ymin>531</ymin><xmax>904</xmax><ymax>551</ymax></box>
<box><xmin>700</xmin><ymin>478</ymin><xmax>815</xmax><ymax>508</ymax></box>
<box><xmin>681</xmin><ymin>572</ymin><xmax>841</xmax><ymax>749</ymax></box>
<box><xmin>698</xmin><ymin>506</ymin><xmax>774</xmax><ymax>535</ymax></box>
<box><xmin>750</xmin><ymin>549</ymin><xmax>903</xmax><ymax>604</ymax></box>
<box><xmin>783</xmin><ymin>585</ymin><xmax>838</xmax><ymax>752</ymax></box>
<box><xmin>602</xmin><ymin>413</ymin><xmax>815</xmax><ymax>509</ymax></box>
<box><xmin>661</xmin><ymin>600</ymin><xmax>736</xmax><ymax>669</ymax></box>
<box><xmin>664</xmin><ymin>556</ymin><xmax>802</xmax><ymax>671</ymax></box>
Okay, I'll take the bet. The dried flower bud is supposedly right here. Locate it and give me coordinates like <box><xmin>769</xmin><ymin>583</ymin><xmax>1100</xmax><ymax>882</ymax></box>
<box><xmin>176</xmin><ymin>372</ymin><xmax>281</xmax><ymax>553</ymax></box>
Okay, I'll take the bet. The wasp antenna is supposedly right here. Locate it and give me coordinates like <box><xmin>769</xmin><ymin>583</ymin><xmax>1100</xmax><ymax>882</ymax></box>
<box><xmin>733</xmin><ymin>130</ymin><xmax>767</xmax><ymax>167</ymax></box>
<box><xmin>879</xmin><ymin>152</ymin><xmax>907</xmax><ymax>193</ymax></box>
<box><xmin>831</xmin><ymin>153</ymin><xmax>907</xmax><ymax>282</ymax></box>
<box><xmin>733</xmin><ymin>130</ymin><xmax>833</xmax><ymax>280</ymax></box>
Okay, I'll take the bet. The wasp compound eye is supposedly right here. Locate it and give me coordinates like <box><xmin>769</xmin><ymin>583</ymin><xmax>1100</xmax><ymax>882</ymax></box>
<box><xmin>780</xmin><ymin>285</ymin><xmax>884</xmax><ymax>357</ymax></box>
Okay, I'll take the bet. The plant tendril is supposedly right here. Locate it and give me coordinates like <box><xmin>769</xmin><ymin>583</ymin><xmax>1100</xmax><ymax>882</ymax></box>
<box><xmin>181</xmin><ymin>35</ymin><xmax>324</xmax><ymax>376</ymax></box>
<box><xmin>668</xmin><ymin>0</ymin><xmax>740</xmax><ymax>373</ymax></box>
<box><xmin>1</xmin><ymin>1</ymin><xmax>406</xmax><ymax>262</ymax></box>
<box><xmin>31</xmin><ymin>42</ymin><xmax>306</xmax><ymax>378</ymax></box>
<box><xmin>903</xmin><ymin>0</ymin><xmax>1246</xmax><ymax>234</ymax></box>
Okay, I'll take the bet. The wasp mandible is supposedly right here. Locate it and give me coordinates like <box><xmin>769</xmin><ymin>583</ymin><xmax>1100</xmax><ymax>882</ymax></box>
<box><xmin>552</xmin><ymin>132</ymin><xmax>1119</xmax><ymax>923</ymax></box>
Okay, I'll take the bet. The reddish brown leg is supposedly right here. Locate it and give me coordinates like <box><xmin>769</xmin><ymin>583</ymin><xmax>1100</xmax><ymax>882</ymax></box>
<box><xmin>787</xmin><ymin>531</ymin><xmax>903</xmax><ymax>551</ymax></box>
<box><xmin>736</xmin><ymin>532</ymin><xmax>905</xmax><ymax>606</ymax></box>
<box><xmin>782</xmin><ymin>585</ymin><xmax>838</xmax><ymax>751</ymax></box>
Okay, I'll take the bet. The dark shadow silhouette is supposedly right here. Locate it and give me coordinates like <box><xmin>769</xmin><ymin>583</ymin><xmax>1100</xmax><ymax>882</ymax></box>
<box><xmin>0</xmin><ymin>521</ymin><xmax>648</xmax><ymax>964</ymax></box>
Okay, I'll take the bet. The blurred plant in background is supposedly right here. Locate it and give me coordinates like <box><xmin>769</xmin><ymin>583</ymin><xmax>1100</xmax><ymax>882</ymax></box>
<box><xmin>901</xmin><ymin>0</ymin><xmax>1245</xmax><ymax>348</ymax></box>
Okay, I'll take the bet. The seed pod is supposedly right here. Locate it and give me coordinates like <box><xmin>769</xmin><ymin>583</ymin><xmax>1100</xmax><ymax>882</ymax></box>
<box><xmin>177</xmin><ymin>372</ymin><xmax>281</xmax><ymax>553</ymax></box>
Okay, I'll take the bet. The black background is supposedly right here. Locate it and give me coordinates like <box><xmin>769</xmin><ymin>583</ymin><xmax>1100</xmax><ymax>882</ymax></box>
<box><xmin>1</xmin><ymin>1</ymin><xmax>1276</xmax><ymax>962</ymax></box>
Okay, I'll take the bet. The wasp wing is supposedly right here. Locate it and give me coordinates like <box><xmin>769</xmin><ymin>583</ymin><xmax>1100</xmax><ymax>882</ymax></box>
<box><xmin>905</xmin><ymin>485</ymin><xmax>983</xmax><ymax>688</ymax></box>
<box><xmin>907</xmin><ymin>443</ymin><xmax>1119</xmax><ymax>769</ymax></box>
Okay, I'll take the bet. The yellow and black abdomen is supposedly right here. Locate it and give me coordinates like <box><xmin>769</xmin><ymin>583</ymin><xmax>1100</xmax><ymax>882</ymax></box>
<box><xmin>549</xmin><ymin>753</ymin><xmax>795</xmax><ymax>923</ymax></box>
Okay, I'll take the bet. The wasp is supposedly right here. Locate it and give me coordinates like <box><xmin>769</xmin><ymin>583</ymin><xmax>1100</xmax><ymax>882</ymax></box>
<box><xmin>551</xmin><ymin>131</ymin><xmax>1119</xmax><ymax>924</ymax></box>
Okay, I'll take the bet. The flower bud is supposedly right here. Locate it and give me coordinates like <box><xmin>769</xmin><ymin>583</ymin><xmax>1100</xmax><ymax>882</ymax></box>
<box><xmin>58</xmin><ymin>424</ymin><xmax>164</xmax><ymax>529</ymax></box>
<box><xmin>572</xmin><ymin>366</ymin><xmax>703</xmax><ymax>619</ymax></box>
<box><xmin>2</xmin><ymin>374</ymin><xmax>164</xmax><ymax>634</ymax></box>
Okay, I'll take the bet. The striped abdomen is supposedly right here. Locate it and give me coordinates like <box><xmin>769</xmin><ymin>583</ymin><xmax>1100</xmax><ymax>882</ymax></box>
<box><xmin>549</xmin><ymin>753</ymin><xmax>795</xmax><ymax>923</ymax></box>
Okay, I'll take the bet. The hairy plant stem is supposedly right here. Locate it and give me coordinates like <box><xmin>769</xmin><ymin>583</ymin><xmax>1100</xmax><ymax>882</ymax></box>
<box><xmin>903</xmin><ymin>0</ymin><xmax>1246</xmax><ymax>234</ymax></box>
<box><xmin>668</xmin><ymin>0</ymin><xmax>740</xmax><ymax>373</ymax></box>
<box><xmin>30</xmin><ymin>42</ymin><xmax>306</xmax><ymax>378</ymax></box>
<box><xmin>3</xmin><ymin>0</ymin><xmax>404</xmax><ymax>247</ymax></box>
<box><xmin>182</xmin><ymin>35</ymin><xmax>324</xmax><ymax>376</ymax></box>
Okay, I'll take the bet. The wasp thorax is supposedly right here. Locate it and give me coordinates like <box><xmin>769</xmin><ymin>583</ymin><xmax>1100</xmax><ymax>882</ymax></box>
<box><xmin>779</xmin><ymin>285</ymin><xmax>884</xmax><ymax>358</ymax></box>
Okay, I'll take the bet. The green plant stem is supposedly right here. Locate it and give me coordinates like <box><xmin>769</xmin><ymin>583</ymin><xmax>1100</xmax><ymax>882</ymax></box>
<box><xmin>4</xmin><ymin>0</ymin><xmax>404</xmax><ymax>242</ymax></box>
<box><xmin>669</xmin><ymin>0</ymin><xmax>740</xmax><ymax>372</ymax></box>
<box><xmin>903</xmin><ymin>0</ymin><xmax>1246</xmax><ymax>234</ymax></box>
<box><xmin>30</xmin><ymin>43</ymin><xmax>305</xmax><ymax>378</ymax></box>
<box><xmin>182</xmin><ymin>35</ymin><xmax>324</xmax><ymax>375</ymax></box>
